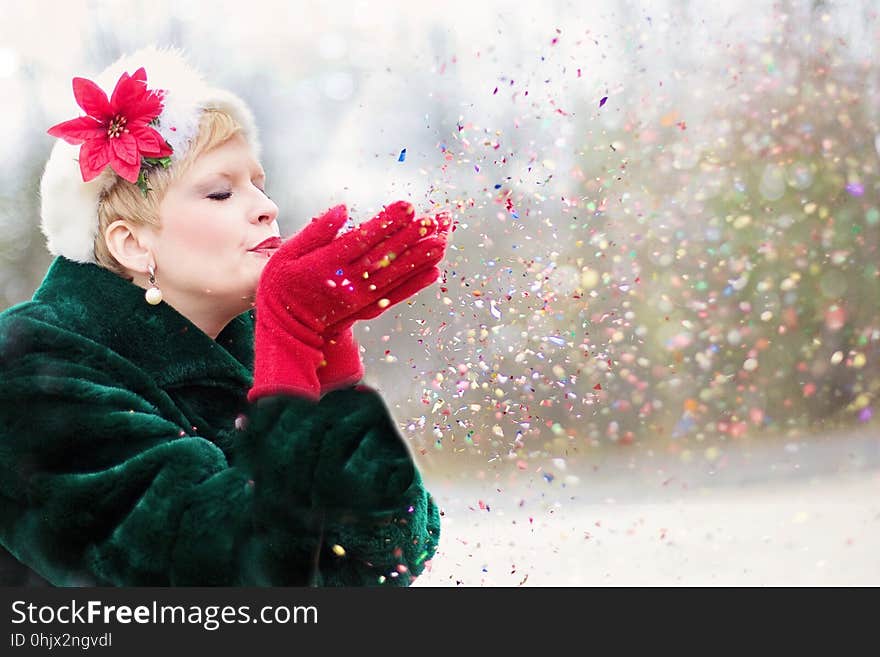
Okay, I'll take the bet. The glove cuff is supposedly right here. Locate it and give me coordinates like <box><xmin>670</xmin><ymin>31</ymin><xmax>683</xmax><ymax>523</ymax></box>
<box><xmin>249</xmin><ymin>301</ymin><xmax>325</xmax><ymax>403</ymax></box>
<box><xmin>319</xmin><ymin>327</ymin><xmax>365</xmax><ymax>395</ymax></box>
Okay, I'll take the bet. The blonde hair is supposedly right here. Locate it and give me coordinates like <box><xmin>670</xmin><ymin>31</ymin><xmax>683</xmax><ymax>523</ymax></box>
<box><xmin>94</xmin><ymin>109</ymin><xmax>243</xmax><ymax>280</ymax></box>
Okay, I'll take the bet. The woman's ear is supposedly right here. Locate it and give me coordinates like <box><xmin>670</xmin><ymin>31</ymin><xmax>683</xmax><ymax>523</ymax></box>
<box><xmin>104</xmin><ymin>220</ymin><xmax>155</xmax><ymax>276</ymax></box>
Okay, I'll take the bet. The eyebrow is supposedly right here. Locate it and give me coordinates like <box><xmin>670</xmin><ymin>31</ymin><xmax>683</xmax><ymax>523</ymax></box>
<box><xmin>194</xmin><ymin>169</ymin><xmax>266</xmax><ymax>192</ymax></box>
<box><xmin>210</xmin><ymin>168</ymin><xmax>266</xmax><ymax>180</ymax></box>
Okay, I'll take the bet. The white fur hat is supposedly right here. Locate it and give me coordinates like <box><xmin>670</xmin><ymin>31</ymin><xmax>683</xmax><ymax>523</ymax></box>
<box><xmin>40</xmin><ymin>45</ymin><xmax>261</xmax><ymax>264</ymax></box>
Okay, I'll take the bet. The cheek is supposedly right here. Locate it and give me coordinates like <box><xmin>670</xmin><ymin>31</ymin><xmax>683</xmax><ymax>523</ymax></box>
<box><xmin>164</xmin><ymin>209</ymin><xmax>240</xmax><ymax>253</ymax></box>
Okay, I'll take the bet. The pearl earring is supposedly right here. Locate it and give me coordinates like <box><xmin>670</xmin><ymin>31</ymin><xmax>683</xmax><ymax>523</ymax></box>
<box><xmin>145</xmin><ymin>264</ymin><xmax>163</xmax><ymax>305</ymax></box>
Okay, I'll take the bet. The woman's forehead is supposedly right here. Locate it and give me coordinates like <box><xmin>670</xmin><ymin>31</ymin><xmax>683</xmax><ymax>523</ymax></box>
<box><xmin>190</xmin><ymin>136</ymin><xmax>264</xmax><ymax>178</ymax></box>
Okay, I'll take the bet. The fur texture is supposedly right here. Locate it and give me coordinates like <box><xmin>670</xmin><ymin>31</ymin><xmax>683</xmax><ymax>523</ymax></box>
<box><xmin>40</xmin><ymin>45</ymin><xmax>261</xmax><ymax>264</ymax></box>
<box><xmin>0</xmin><ymin>257</ymin><xmax>440</xmax><ymax>586</ymax></box>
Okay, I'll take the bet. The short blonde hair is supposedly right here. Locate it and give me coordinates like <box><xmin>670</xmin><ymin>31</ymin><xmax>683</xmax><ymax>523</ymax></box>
<box><xmin>94</xmin><ymin>109</ymin><xmax>243</xmax><ymax>279</ymax></box>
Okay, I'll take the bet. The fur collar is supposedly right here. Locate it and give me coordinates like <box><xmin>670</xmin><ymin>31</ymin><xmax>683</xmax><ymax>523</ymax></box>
<box><xmin>31</xmin><ymin>256</ymin><xmax>254</xmax><ymax>389</ymax></box>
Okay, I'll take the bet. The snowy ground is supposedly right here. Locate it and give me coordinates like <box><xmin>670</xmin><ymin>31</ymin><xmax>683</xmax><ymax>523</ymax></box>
<box><xmin>414</xmin><ymin>429</ymin><xmax>880</xmax><ymax>586</ymax></box>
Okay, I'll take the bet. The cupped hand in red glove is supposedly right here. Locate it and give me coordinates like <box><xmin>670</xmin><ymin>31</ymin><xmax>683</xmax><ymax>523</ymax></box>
<box><xmin>263</xmin><ymin>199</ymin><xmax>446</xmax><ymax>334</ymax></box>
<box><xmin>249</xmin><ymin>201</ymin><xmax>449</xmax><ymax>402</ymax></box>
<box><xmin>248</xmin><ymin>204</ymin><xmax>349</xmax><ymax>402</ymax></box>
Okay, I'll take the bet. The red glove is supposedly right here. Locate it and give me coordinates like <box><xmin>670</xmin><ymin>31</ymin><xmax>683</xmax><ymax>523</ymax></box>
<box><xmin>248</xmin><ymin>205</ymin><xmax>348</xmax><ymax>403</ymax></box>
<box><xmin>249</xmin><ymin>201</ymin><xmax>447</xmax><ymax>402</ymax></box>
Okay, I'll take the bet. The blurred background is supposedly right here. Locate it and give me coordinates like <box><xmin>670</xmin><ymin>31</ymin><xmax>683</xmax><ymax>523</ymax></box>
<box><xmin>1</xmin><ymin>0</ymin><xmax>878</xmax><ymax>585</ymax></box>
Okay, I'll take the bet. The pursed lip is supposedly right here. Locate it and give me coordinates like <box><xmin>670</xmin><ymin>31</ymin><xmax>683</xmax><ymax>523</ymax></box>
<box><xmin>249</xmin><ymin>236</ymin><xmax>283</xmax><ymax>251</ymax></box>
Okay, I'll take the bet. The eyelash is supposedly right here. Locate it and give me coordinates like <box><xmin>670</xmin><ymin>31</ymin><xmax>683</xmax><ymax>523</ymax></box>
<box><xmin>207</xmin><ymin>188</ymin><xmax>271</xmax><ymax>202</ymax></box>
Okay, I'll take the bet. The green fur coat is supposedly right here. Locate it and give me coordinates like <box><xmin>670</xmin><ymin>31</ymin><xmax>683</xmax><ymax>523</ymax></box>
<box><xmin>0</xmin><ymin>256</ymin><xmax>440</xmax><ymax>586</ymax></box>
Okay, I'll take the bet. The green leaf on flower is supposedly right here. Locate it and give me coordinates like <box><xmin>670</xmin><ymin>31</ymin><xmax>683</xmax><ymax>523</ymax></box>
<box><xmin>136</xmin><ymin>153</ymin><xmax>173</xmax><ymax>197</ymax></box>
<box><xmin>136</xmin><ymin>169</ymin><xmax>151</xmax><ymax>198</ymax></box>
<box><xmin>142</xmin><ymin>155</ymin><xmax>172</xmax><ymax>169</ymax></box>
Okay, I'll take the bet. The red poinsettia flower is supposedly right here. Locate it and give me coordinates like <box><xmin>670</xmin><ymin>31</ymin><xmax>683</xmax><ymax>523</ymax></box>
<box><xmin>47</xmin><ymin>67</ymin><xmax>173</xmax><ymax>183</ymax></box>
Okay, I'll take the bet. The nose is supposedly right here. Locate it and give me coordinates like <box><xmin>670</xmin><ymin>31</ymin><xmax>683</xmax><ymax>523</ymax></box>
<box><xmin>253</xmin><ymin>195</ymin><xmax>279</xmax><ymax>226</ymax></box>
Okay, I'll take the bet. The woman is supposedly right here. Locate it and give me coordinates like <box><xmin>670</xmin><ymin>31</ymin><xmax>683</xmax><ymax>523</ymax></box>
<box><xmin>0</xmin><ymin>46</ymin><xmax>448</xmax><ymax>586</ymax></box>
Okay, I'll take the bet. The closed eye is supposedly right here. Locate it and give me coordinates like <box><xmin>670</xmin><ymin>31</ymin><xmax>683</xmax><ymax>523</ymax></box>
<box><xmin>207</xmin><ymin>185</ymin><xmax>269</xmax><ymax>201</ymax></box>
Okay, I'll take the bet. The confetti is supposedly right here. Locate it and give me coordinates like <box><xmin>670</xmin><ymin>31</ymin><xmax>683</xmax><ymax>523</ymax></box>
<box><xmin>845</xmin><ymin>182</ymin><xmax>864</xmax><ymax>196</ymax></box>
<box><xmin>353</xmin><ymin>10</ymin><xmax>880</xmax><ymax>551</ymax></box>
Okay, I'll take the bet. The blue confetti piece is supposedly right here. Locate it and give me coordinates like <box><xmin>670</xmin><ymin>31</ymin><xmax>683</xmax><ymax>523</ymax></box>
<box><xmin>599</xmin><ymin>96</ymin><xmax>608</xmax><ymax>107</ymax></box>
<box><xmin>494</xmin><ymin>183</ymin><xmax>502</xmax><ymax>189</ymax></box>
<box><xmin>335</xmin><ymin>269</ymin><xmax>344</xmax><ymax>276</ymax></box>
<box><xmin>543</xmin><ymin>472</ymin><xmax>555</xmax><ymax>483</ymax></box>
<box><xmin>672</xmin><ymin>415</ymin><xmax>695</xmax><ymax>438</ymax></box>
<box><xmin>398</xmin><ymin>148</ymin><xmax>406</xmax><ymax>162</ymax></box>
